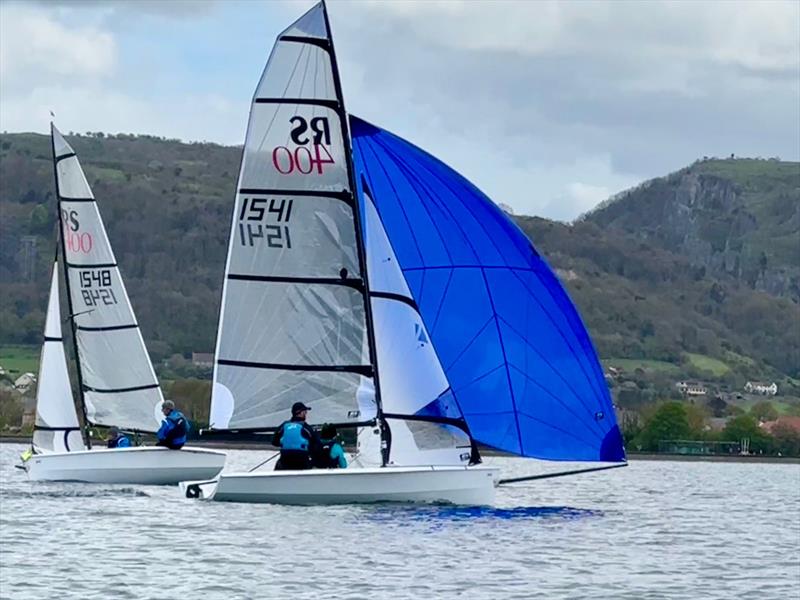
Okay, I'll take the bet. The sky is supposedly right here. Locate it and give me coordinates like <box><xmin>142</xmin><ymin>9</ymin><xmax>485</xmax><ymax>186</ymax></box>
<box><xmin>1</xmin><ymin>0</ymin><xmax>798</xmax><ymax>221</ymax></box>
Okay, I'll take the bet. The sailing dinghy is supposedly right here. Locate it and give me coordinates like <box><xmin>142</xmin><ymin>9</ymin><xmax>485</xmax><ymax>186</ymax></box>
<box><xmin>22</xmin><ymin>126</ymin><xmax>225</xmax><ymax>484</ymax></box>
<box><xmin>182</xmin><ymin>1</ymin><xmax>624</xmax><ymax>505</ymax></box>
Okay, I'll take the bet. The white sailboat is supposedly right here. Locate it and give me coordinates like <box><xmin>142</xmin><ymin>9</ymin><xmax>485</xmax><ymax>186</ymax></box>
<box><xmin>183</xmin><ymin>1</ymin><xmax>625</xmax><ymax>504</ymax></box>
<box><xmin>22</xmin><ymin>126</ymin><xmax>225</xmax><ymax>484</ymax></box>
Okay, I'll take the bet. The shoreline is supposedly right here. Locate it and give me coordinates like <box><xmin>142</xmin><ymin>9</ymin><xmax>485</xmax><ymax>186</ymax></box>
<box><xmin>2</xmin><ymin>436</ymin><xmax>798</xmax><ymax>463</ymax></box>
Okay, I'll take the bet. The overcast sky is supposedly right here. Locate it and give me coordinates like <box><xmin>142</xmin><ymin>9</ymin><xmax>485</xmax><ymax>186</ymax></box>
<box><xmin>1</xmin><ymin>0</ymin><xmax>798</xmax><ymax>221</ymax></box>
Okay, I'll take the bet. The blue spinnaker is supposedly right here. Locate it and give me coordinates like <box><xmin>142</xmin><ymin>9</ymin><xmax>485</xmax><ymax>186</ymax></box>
<box><xmin>350</xmin><ymin>116</ymin><xmax>624</xmax><ymax>462</ymax></box>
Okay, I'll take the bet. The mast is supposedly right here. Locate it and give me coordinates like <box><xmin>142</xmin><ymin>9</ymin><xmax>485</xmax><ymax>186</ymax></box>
<box><xmin>320</xmin><ymin>0</ymin><xmax>389</xmax><ymax>465</ymax></box>
<box><xmin>50</xmin><ymin>123</ymin><xmax>92</xmax><ymax>449</ymax></box>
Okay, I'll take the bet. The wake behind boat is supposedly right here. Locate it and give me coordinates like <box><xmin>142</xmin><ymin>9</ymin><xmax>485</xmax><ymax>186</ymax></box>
<box><xmin>21</xmin><ymin>126</ymin><xmax>225</xmax><ymax>484</ymax></box>
<box><xmin>183</xmin><ymin>0</ymin><xmax>624</xmax><ymax>505</ymax></box>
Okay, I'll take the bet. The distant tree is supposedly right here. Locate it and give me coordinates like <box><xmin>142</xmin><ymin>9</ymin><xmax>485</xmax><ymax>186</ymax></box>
<box><xmin>721</xmin><ymin>415</ymin><xmax>771</xmax><ymax>453</ymax></box>
<box><xmin>770</xmin><ymin>424</ymin><xmax>800</xmax><ymax>457</ymax></box>
<box><xmin>635</xmin><ymin>402</ymin><xmax>693</xmax><ymax>451</ymax></box>
<box><xmin>749</xmin><ymin>401</ymin><xmax>778</xmax><ymax>422</ymax></box>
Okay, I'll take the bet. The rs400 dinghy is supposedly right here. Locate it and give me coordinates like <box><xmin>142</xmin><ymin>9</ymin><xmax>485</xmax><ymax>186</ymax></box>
<box><xmin>20</xmin><ymin>126</ymin><xmax>225</xmax><ymax>484</ymax></box>
<box><xmin>183</xmin><ymin>0</ymin><xmax>624</xmax><ymax>505</ymax></box>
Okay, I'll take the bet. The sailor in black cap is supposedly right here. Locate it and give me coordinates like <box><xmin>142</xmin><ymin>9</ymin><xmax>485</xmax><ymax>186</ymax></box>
<box><xmin>272</xmin><ymin>402</ymin><xmax>321</xmax><ymax>470</ymax></box>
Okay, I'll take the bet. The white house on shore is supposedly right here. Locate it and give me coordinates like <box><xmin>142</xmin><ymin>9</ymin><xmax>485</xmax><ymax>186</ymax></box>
<box><xmin>675</xmin><ymin>381</ymin><xmax>708</xmax><ymax>396</ymax></box>
<box><xmin>744</xmin><ymin>381</ymin><xmax>778</xmax><ymax>396</ymax></box>
<box><xmin>14</xmin><ymin>372</ymin><xmax>37</xmax><ymax>393</ymax></box>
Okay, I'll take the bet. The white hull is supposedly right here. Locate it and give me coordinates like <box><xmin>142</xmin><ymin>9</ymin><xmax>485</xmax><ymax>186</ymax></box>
<box><xmin>181</xmin><ymin>465</ymin><xmax>498</xmax><ymax>505</ymax></box>
<box><xmin>24</xmin><ymin>446</ymin><xmax>226</xmax><ymax>484</ymax></box>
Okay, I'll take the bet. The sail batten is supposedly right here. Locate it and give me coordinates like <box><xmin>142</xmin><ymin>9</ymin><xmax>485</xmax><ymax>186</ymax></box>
<box><xmin>51</xmin><ymin>125</ymin><xmax>164</xmax><ymax>433</ymax></box>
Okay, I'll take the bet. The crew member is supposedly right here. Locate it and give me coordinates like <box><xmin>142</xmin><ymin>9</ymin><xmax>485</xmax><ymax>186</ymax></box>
<box><xmin>156</xmin><ymin>400</ymin><xmax>189</xmax><ymax>450</ymax></box>
<box><xmin>315</xmin><ymin>424</ymin><xmax>347</xmax><ymax>469</ymax></box>
<box><xmin>106</xmin><ymin>426</ymin><xmax>131</xmax><ymax>449</ymax></box>
<box><xmin>272</xmin><ymin>402</ymin><xmax>319</xmax><ymax>470</ymax></box>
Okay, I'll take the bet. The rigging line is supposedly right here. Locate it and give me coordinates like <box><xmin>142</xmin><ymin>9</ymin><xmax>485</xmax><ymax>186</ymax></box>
<box><xmin>248</xmin><ymin>451</ymin><xmax>280</xmax><ymax>472</ymax></box>
<box><xmin>507</xmin><ymin>268</ymin><xmax>610</xmax><ymax>408</ymax></box>
<box><xmin>428</xmin><ymin>267</ymin><xmax>454</xmax><ymax>337</ymax></box>
<box><xmin>257</xmin><ymin>41</ymin><xmax>307</xmax><ymax>152</ymax></box>
<box><xmin>497</xmin><ymin>462</ymin><xmax>627</xmax><ymax>485</ymax></box>
<box><xmin>357</xmin><ymin>137</ymin><xmax>425</xmax><ymax>266</ymax></box>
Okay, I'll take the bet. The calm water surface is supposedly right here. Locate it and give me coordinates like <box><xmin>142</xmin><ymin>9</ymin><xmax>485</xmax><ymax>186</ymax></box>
<box><xmin>1</xmin><ymin>443</ymin><xmax>798</xmax><ymax>599</ymax></box>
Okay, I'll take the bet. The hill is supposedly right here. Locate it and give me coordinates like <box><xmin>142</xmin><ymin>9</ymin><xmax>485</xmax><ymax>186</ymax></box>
<box><xmin>1</xmin><ymin>132</ymin><xmax>798</xmax><ymax>393</ymax></box>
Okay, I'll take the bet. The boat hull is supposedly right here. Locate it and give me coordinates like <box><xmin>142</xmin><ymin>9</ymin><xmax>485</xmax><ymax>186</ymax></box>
<box><xmin>24</xmin><ymin>446</ymin><xmax>226</xmax><ymax>484</ymax></box>
<box><xmin>181</xmin><ymin>465</ymin><xmax>498</xmax><ymax>505</ymax></box>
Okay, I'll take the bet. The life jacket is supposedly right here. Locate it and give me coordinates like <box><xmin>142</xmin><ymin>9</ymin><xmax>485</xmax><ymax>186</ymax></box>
<box><xmin>280</xmin><ymin>422</ymin><xmax>309</xmax><ymax>452</ymax></box>
<box><xmin>317</xmin><ymin>439</ymin><xmax>340</xmax><ymax>468</ymax></box>
<box><xmin>163</xmin><ymin>411</ymin><xmax>189</xmax><ymax>446</ymax></box>
<box><xmin>107</xmin><ymin>435</ymin><xmax>130</xmax><ymax>449</ymax></box>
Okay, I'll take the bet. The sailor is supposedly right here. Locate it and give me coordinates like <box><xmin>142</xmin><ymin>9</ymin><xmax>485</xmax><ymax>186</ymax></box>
<box><xmin>315</xmin><ymin>424</ymin><xmax>347</xmax><ymax>469</ymax></box>
<box><xmin>156</xmin><ymin>400</ymin><xmax>189</xmax><ymax>450</ymax></box>
<box><xmin>106</xmin><ymin>426</ymin><xmax>131</xmax><ymax>449</ymax></box>
<box><xmin>272</xmin><ymin>402</ymin><xmax>320</xmax><ymax>470</ymax></box>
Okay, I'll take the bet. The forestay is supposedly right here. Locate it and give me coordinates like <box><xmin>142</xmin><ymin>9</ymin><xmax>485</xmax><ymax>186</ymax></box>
<box><xmin>32</xmin><ymin>262</ymin><xmax>85</xmax><ymax>453</ymax></box>
<box><xmin>52</xmin><ymin>125</ymin><xmax>164</xmax><ymax>433</ymax></box>
<box><xmin>210</xmin><ymin>2</ymin><xmax>376</xmax><ymax>430</ymax></box>
<box><xmin>351</xmin><ymin>116</ymin><xmax>625</xmax><ymax>463</ymax></box>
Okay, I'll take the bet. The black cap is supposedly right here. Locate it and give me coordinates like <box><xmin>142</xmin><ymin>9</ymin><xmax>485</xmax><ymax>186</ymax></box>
<box><xmin>292</xmin><ymin>402</ymin><xmax>311</xmax><ymax>415</ymax></box>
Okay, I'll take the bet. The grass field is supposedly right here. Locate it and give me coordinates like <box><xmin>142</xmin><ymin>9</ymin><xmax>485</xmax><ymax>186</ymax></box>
<box><xmin>604</xmin><ymin>358</ymin><xmax>681</xmax><ymax>374</ymax></box>
<box><xmin>684</xmin><ymin>353</ymin><xmax>730</xmax><ymax>376</ymax></box>
<box><xmin>0</xmin><ymin>345</ymin><xmax>39</xmax><ymax>377</ymax></box>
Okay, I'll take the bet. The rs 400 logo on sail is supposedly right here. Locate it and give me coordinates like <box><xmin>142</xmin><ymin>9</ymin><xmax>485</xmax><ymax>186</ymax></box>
<box><xmin>272</xmin><ymin>116</ymin><xmax>334</xmax><ymax>175</ymax></box>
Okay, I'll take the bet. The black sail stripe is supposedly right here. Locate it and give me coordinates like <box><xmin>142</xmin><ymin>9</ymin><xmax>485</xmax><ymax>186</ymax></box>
<box><xmin>279</xmin><ymin>35</ymin><xmax>331</xmax><ymax>52</ymax></box>
<box><xmin>217</xmin><ymin>358</ymin><xmax>373</xmax><ymax>378</ymax></box>
<box><xmin>76</xmin><ymin>324</ymin><xmax>138</xmax><ymax>332</ymax></box>
<box><xmin>58</xmin><ymin>196</ymin><xmax>95</xmax><ymax>203</ymax></box>
<box><xmin>227</xmin><ymin>274</ymin><xmax>364</xmax><ymax>290</ymax></box>
<box><xmin>54</xmin><ymin>152</ymin><xmax>76</xmax><ymax>163</ymax></box>
<box><xmin>370</xmin><ymin>291</ymin><xmax>419</xmax><ymax>312</ymax></box>
<box><xmin>34</xmin><ymin>425</ymin><xmax>81</xmax><ymax>432</ymax></box>
<box><xmin>43</xmin><ymin>336</ymin><xmax>63</xmax><ymax>342</ymax></box>
<box><xmin>83</xmin><ymin>383</ymin><xmax>159</xmax><ymax>394</ymax></box>
<box><xmin>66</xmin><ymin>262</ymin><xmax>117</xmax><ymax>269</ymax></box>
<box><xmin>253</xmin><ymin>97</ymin><xmax>342</xmax><ymax>114</ymax></box>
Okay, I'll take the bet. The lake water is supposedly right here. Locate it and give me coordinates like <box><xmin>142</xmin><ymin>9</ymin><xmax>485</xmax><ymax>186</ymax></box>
<box><xmin>1</xmin><ymin>443</ymin><xmax>798</xmax><ymax>599</ymax></box>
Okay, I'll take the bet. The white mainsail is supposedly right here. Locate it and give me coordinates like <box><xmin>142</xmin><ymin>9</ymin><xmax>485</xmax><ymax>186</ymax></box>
<box><xmin>52</xmin><ymin>125</ymin><xmax>164</xmax><ymax>432</ymax></box>
<box><xmin>32</xmin><ymin>261</ymin><xmax>85</xmax><ymax>453</ymax></box>
<box><xmin>210</xmin><ymin>2</ymin><xmax>376</xmax><ymax>430</ymax></box>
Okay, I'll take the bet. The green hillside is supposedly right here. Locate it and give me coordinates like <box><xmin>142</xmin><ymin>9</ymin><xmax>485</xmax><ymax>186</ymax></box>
<box><xmin>1</xmin><ymin>133</ymin><xmax>798</xmax><ymax>391</ymax></box>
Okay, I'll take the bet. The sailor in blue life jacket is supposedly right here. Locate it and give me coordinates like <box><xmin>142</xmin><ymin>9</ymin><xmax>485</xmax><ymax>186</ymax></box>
<box><xmin>315</xmin><ymin>424</ymin><xmax>347</xmax><ymax>469</ymax></box>
<box><xmin>272</xmin><ymin>402</ymin><xmax>320</xmax><ymax>470</ymax></box>
<box><xmin>106</xmin><ymin>426</ymin><xmax>131</xmax><ymax>449</ymax></box>
<box><xmin>156</xmin><ymin>400</ymin><xmax>189</xmax><ymax>450</ymax></box>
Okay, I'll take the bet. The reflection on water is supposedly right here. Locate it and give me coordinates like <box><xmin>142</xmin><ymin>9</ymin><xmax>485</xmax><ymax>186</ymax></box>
<box><xmin>363</xmin><ymin>504</ymin><xmax>603</xmax><ymax>523</ymax></box>
<box><xmin>1</xmin><ymin>445</ymin><xmax>798</xmax><ymax>600</ymax></box>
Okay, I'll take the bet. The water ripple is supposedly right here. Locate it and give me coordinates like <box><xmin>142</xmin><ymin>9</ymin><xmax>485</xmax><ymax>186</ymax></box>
<box><xmin>1</xmin><ymin>445</ymin><xmax>798</xmax><ymax>599</ymax></box>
